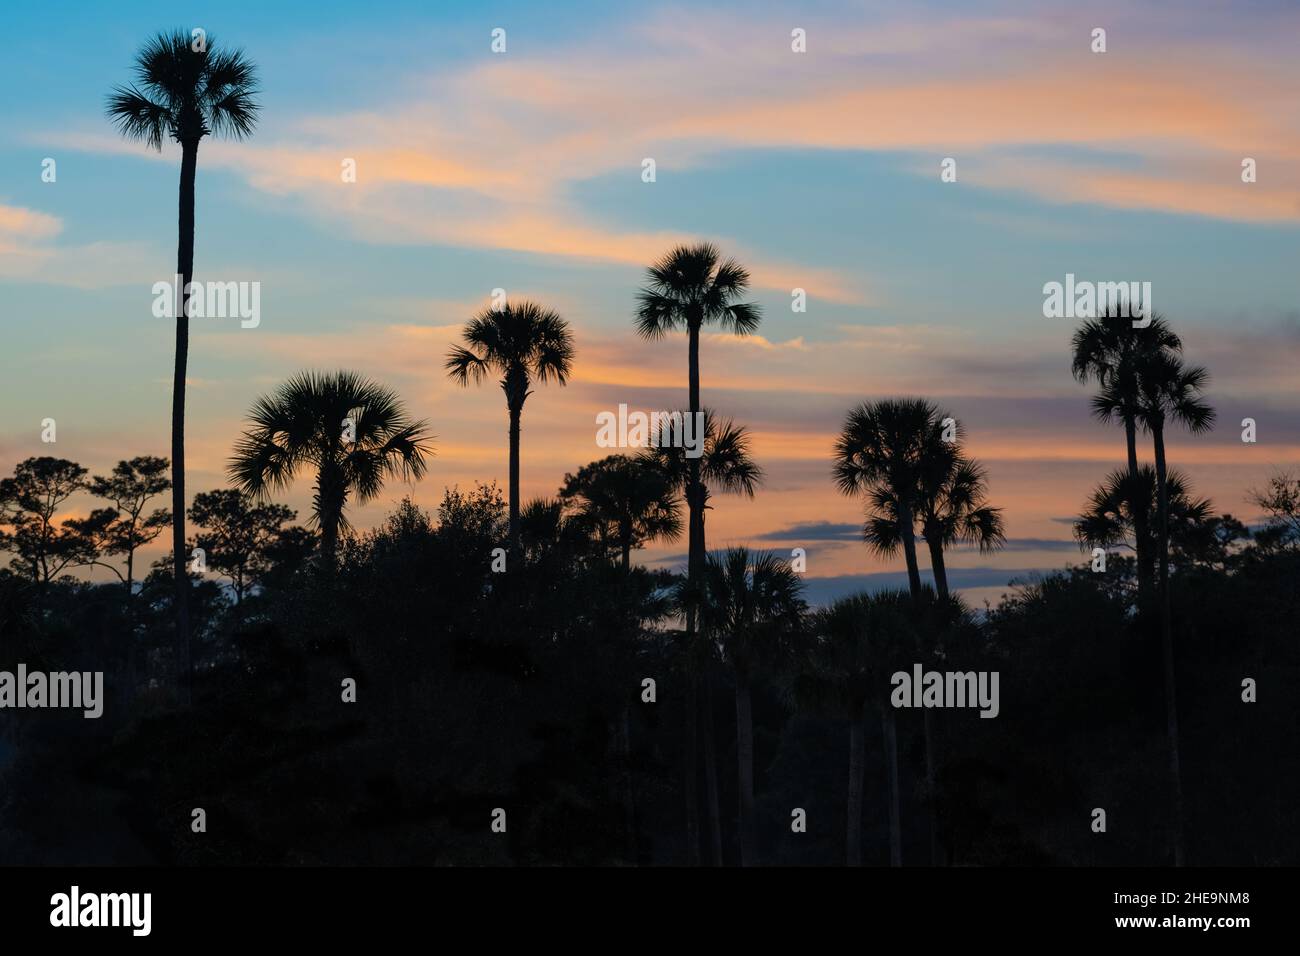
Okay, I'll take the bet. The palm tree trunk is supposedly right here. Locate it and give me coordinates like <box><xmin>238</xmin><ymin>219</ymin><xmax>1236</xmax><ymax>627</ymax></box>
<box><xmin>696</xmin><ymin>510</ymin><xmax>722</xmax><ymax>866</ymax></box>
<box><xmin>683</xmin><ymin>319</ymin><xmax>706</xmax><ymax>864</ymax></box>
<box><xmin>897</xmin><ymin>499</ymin><xmax>923</xmax><ymax>599</ymax></box>
<box><xmin>897</xmin><ymin>497</ymin><xmax>940</xmax><ymax>864</ymax></box>
<box><xmin>1125</xmin><ymin>414</ymin><xmax>1152</xmax><ymax>608</ymax></box>
<box><xmin>317</xmin><ymin>470</ymin><xmax>344</xmax><ymax>564</ymax></box>
<box><xmin>320</xmin><ymin>514</ymin><xmax>340</xmax><ymax>563</ymax></box>
<box><xmin>508</xmin><ymin>402</ymin><xmax>522</xmax><ymax>548</ymax></box>
<box><xmin>172</xmin><ymin>138</ymin><xmax>198</xmax><ymax>706</ymax></box>
<box><xmin>846</xmin><ymin>698</ymin><xmax>865</xmax><ymax>866</ymax></box>
<box><xmin>701</xmin><ymin>666</ymin><xmax>723</xmax><ymax>866</ymax></box>
<box><xmin>927</xmin><ymin>536</ymin><xmax>949</xmax><ymax>602</ymax></box>
<box><xmin>686</xmin><ymin>322</ymin><xmax>704</xmax><ymax>597</ymax></box>
<box><xmin>882</xmin><ymin>701</ymin><xmax>902</xmax><ymax>866</ymax></box>
<box><xmin>1152</xmin><ymin>424</ymin><xmax>1186</xmax><ymax>866</ymax></box>
<box><xmin>687</xmin><ymin>321</ymin><xmax>704</xmax><ymax>590</ymax></box>
<box><xmin>736</xmin><ymin>668</ymin><xmax>756</xmax><ymax>866</ymax></box>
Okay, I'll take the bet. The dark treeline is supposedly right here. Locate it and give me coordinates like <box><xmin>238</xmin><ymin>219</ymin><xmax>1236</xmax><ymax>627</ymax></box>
<box><xmin>2</xmin><ymin>450</ymin><xmax>1297</xmax><ymax>865</ymax></box>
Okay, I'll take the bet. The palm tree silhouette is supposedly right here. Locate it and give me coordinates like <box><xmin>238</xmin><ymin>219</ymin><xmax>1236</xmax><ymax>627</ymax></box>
<box><xmin>864</xmin><ymin>454</ymin><xmax>1006</xmax><ymax>602</ymax></box>
<box><xmin>698</xmin><ymin>547</ymin><xmax>806</xmax><ymax>866</ymax></box>
<box><xmin>1072</xmin><ymin>310</ymin><xmax>1182</xmax><ymax>606</ymax></box>
<box><xmin>446</xmin><ymin>301</ymin><xmax>574</xmax><ymax>550</ymax></box>
<box><xmin>641</xmin><ymin>408</ymin><xmax>761</xmax><ymax>865</ymax></box>
<box><xmin>1134</xmin><ymin>351</ymin><xmax>1214</xmax><ymax>867</ymax></box>
<box><xmin>635</xmin><ymin>244</ymin><xmax>761</xmax><ymax>612</ymax></box>
<box><xmin>1075</xmin><ymin>466</ymin><xmax>1212</xmax><ymax>561</ymax></box>
<box><xmin>834</xmin><ymin>398</ymin><xmax>950</xmax><ymax>599</ymax></box>
<box><xmin>228</xmin><ymin>371</ymin><xmax>432</xmax><ymax>563</ymax></box>
<box><xmin>107</xmin><ymin>30</ymin><xmax>259</xmax><ymax>695</ymax></box>
<box><xmin>558</xmin><ymin>455</ymin><xmax>682</xmax><ymax>571</ymax></box>
<box><xmin>806</xmin><ymin>589</ymin><xmax>913</xmax><ymax>866</ymax></box>
<box><xmin>640</xmin><ymin>410</ymin><xmax>762</xmax><ymax>516</ymax></box>
<box><xmin>833</xmin><ymin>397</ymin><xmax>952</xmax><ymax>863</ymax></box>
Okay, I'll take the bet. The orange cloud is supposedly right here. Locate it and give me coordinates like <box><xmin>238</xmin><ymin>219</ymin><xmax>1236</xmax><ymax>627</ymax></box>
<box><xmin>44</xmin><ymin>9</ymin><xmax>1300</xmax><ymax>304</ymax></box>
<box><xmin>0</xmin><ymin>203</ymin><xmax>61</xmax><ymax>240</ymax></box>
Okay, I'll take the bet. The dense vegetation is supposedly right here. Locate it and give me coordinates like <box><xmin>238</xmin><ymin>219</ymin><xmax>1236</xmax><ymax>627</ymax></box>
<box><xmin>2</xmin><ymin>465</ymin><xmax>1296</xmax><ymax>865</ymax></box>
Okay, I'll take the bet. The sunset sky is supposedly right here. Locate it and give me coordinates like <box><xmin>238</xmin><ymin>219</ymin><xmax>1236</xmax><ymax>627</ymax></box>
<box><xmin>2</xmin><ymin>0</ymin><xmax>1299</xmax><ymax>606</ymax></box>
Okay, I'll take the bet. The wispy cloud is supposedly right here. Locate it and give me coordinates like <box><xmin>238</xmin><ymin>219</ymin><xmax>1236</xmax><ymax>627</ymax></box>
<box><xmin>44</xmin><ymin>4</ymin><xmax>1299</xmax><ymax>308</ymax></box>
<box><xmin>799</xmin><ymin>566</ymin><xmax>1057</xmax><ymax>606</ymax></box>
<box><xmin>756</xmin><ymin>520</ymin><xmax>861</xmax><ymax>541</ymax></box>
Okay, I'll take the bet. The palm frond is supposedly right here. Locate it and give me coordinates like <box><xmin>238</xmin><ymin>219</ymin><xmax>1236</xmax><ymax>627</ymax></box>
<box><xmin>105</xmin><ymin>87</ymin><xmax>172</xmax><ymax>150</ymax></box>
<box><xmin>702</xmin><ymin>417</ymin><xmax>763</xmax><ymax>497</ymax></box>
<box><xmin>445</xmin><ymin>345</ymin><xmax>490</xmax><ymax>385</ymax></box>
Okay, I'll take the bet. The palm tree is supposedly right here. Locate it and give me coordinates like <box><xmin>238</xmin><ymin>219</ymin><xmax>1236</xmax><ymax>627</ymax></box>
<box><xmin>228</xmin><ymin>371</ymin><xmax>432</xmax><ymax>562</ymax></box>
<box><xmin>1075</xmin><ymin>467</ymin><xmax>1212</xmax><ymax>563</ymax></box>
<box><xmin>107</xmin><ymin>30</ymin><xmax>259</xmax><ymax>694</ymax></box>
<box><xmin>446</xmin><ymin>301</ymin><xmax>574</xmax><ymax>549</ymax></box>
<box><xmin>1072</xmin><ymin>310</ymin><xmax>1182</xmax><ymax>606</ymax></box>
<box><xmin>833</xmin><ymin>397</ymin><xmax>950</xmax><ymax>864</ymax></box>
<box><xmin>807</xmin><ymin>590</ymin><xmax>913</xmax><ymax>866</ymax></box>
<box><xmin>635</xmin><ymin>244</ymin><xmax>761</xmax><ymax>609</ymax></box>
<box><xmin>698</xmin><ymin>548</ymin><xmax>806</xmax><ymax>866</ymax></box>
<box><xmin>834</xmin><ymin>399</ymin><xmax>950</xmax><ymax>600</ymax></box>
<box><xmin>864</xmin><ymin>454</ymin><xmax>1006</xmax><ymax>603</ymax></box>
<box><xmin>1133</xmin><ymin>351</ymin><xmax>1214</xmax><ymax>867</ymax></box>
<box><xmin>642</xmin><ymin>412</ymin><xmax>763</xmax><ymax>503</ymax></box>
<box><xmin>635</xmin><ymin>246</ymin><xmax>760</xmax><ymax>865</ymax></box>
<box><xmin>642</xmin><ymin>409</ymin><xmax>762</xmax><ymax>865</ymax></box>
<box><xmin>920</xmin><ymin>457</ymin><xmax>1005</xmax><ymax>602</ymax></box>
<box><xmin>517</xmin><ymin>497</ymin><xmax>594</xmax><ymax>565</ymax></box>
<box><xmin>558</xmin><ymin>455</ymin><xmax>682</xmax><ymax>570</ymax></box>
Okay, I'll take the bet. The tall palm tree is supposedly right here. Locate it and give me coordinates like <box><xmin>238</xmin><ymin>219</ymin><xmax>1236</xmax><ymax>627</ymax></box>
<box><xmin>228</xmin><ymin>371</ymin><xmax>432</xmax><ymax>562</ymax></box>
<box><xmin>807</xmin><ymin>590</ymin><xmax>913</xmax><ymax>866</ymax></box>
<box><xmin>1072</xmin><ymin>310</ymin><xmax>1182</xmax><ymax>606</ymax></box>
<box><xmin>558</xmin><ymin>455</ymin><xmax>682</xmax><ymax>570</ymax></box>
<box><xmin>446</xmin><ymin>301</ymin><xmax>574</xmax><ymax>549</ymax></box>
<box><xmin>642</xmin><ymin>409</ymin><xmax>762</xmax><ymax>865</ymax></box>
<box><xmin>1133</xmin><ymin>351</ymin><xmax>1214</xmax><ymax>867</ymax></box>
<box><xmin>107</xmin><ymin>30</ymin><xmax>259</xmax><ymax>694</ymax></box>
<box><xmin>698</xmin><ymin>548</ymin><xmax>806</xmax><ymax>866</ymax></box>
<box><xmin>635</xmin><ymin>246</ymin><xmax>760</xmax><ymax>864</ymax></box>
<box><xmin>635</xmin><ymin>245</ymin><xmax>760</xmax><ymax>607</ymax></box>
<box><xmin>833</xmin><ymin>397</ymin><xmax>950</xmax><ymax>864</ymax></box>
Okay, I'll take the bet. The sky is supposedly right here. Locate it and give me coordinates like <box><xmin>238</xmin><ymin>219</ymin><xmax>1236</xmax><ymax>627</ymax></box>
<box><xmin>2</xmin><ymin>0</ymin><xmax>1299</xmax><ymax>606</ymax></box>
